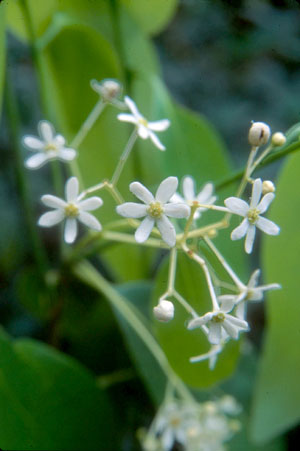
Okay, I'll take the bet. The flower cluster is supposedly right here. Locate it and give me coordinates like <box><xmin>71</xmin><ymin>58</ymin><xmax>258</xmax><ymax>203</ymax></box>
<box><xmin>141</xmin><ymin>396</ymin><xmax>241</xmax><ymax>451</ymax></box>
<box><xmin>23</xmin><ymin>80</ymin><xmax>282</xmax><ymax>384</ymax></box>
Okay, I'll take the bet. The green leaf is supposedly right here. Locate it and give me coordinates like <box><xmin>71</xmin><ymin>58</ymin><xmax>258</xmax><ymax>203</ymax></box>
<box><xmin>250</xmin><ymin>151</ymin><xmax>300</xmax><ymax>443</ymax></box>
<box><xmin>0</xmin><ymin>328</ymin><xmax>115</xmax><ymax>450</ymax></box>
<box><xmin>0</xmin><ymin>1</ymin><xmax>5</xmax><ymax>116</ymax></box>
<box><xmin>121</xmin><ymin>0</ymin><xmax>179</xmax><ymax>36</ymax></box>
<box><xmin>152</xmin><ymin>253</ymin><xmax>240</xmax><ymax>388</ymax></box>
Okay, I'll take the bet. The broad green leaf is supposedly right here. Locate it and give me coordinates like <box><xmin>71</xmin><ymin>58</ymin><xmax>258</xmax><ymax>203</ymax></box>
<box><xmin>121</xmin><ymin>0</ymin><xmax>179</xmax><ymax>36</ymax></box>
<box><xmin>0</xmin><ymin>1</ymin><xmax>5</xmax><ymax>116</ymax></box>
<box><xmin>250</xmin><ymin>150</ymin><xmax>300</xmax><ymax>443</ymax></box>
<box><xmin>0</xmin><ymin>328</ymin><xmax>115</xmax><ymax>450</ymax></box>
<box><xmin>152</xmin><ymin>253</ymin><xmax>240</xmax><ymax>388</ymax></box>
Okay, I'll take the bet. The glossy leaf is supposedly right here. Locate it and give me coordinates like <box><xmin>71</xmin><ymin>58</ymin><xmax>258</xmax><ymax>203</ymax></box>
<box><xmin>0</xmin><ymin>328</ymin><xmax>115</xmax><ymax>450</ymax></box>
<box><xmin>250</xmin><ymin>151</ymin><xmax>300</xmax><ymax>443</ymax></box>
<box><xmin>121</xmin><ymin>0</ymin><xmax>178</xmax><ymax>35</ymax></box>
<box><xmin>0</xmin><ymin>1</ymin><xmax>5</xmax><ymax>116</ymax></box>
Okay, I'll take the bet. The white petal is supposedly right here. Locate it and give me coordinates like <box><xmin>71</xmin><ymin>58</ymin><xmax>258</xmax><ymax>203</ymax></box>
<box><xmin>182</xmin><ymin>176</ymin><xmax>195</xmax><ymax>200</ymax></box>
<box><xmin>248</xmin><ymin>289</ymin><xmax>264</xmax><ymax>302</ymax></box>
<box><xmin>218</xmin><ymin>294</ymin><xmax>238</xmax><ymax>304</ymax></box>
<box><xmin>124</xmin><ymin>96</ymin><xmax>142</xmax><ymax>119</ymax></box>
<box><xmin>220</xmin><ymin>298</ymin><xmax>236</xmax><ymax>313</ymax></box>
<box><xmin>256</xmin><ymin>217</ymin><xmax>280</xmax><ymax>235</ymax></box>
<box><xmin>23</xmin><ymin>136</ymin><xmax>44</xmax><ymax>150</ymax></box>
<box><xmin>41</xmin><ymin>194</ymin><xmax>66</xmax><ymax>209</ymax></box>
<box><xmin>116</xmin><ymin>203</ymin><xmax>147</xmax><ymax>218</ymax></box>
<box><xmin>208</xmin><ymin>322</ymin><xmax>222</xmax><ymax>345</ymax></box>
<box><xmin>58</xmin><ymin>148</ymin><xmax>77</xmax><ymax>161</ymax></box>
<box><xmin>65</xmin><ymin>177</ymin><xmax>79</xmax><ymax>202</ymax></box>
<box><xmin>236</xmin><ymin>302</ymin><xmax>246</xmax><ymax>320</ymax></box>
<box><xmin>156</xmin><ymin>215</ymin><xmax>176</xmax><ymax>247</ymax></box>
<box><xmin>38</xmin><ymin>120</ymin><xmax>55</xmax><ymax>142</ymax></box>
<box><xmin>257</xmin><ymin>192</ymin><xmax>275</xmax><ymax>214</ymax></box>
<box><xmin>130</xmin><ymin>182</ymin><xmax>154</xmax><ymax>204</ymax></box>
<box><xmin>38</xmin><ymin>210</ymin><xmax>64</xmax><ymax>227</ymax></box>
<box><xmin>54</xmin><ymin>134</ymin><xmax>65</xmax><ymax>147</ymax></box>
<box><xmin>25</xmin><ymin>153</ymin><xmax>49</xmax><ymax>169</ymax></box>
<box><xmin>222</xmin><ymin>320</ymin><xmax>239</xmax><ymax>339</ymax></box>
<box><xmin>260</xmin><ymin>283</ymin><xmax>281</xmax><ymax>292</ymax></box>
<box><xmin>250</xmin><ymin>178</ymin><xmax>262</xmax><ymax>208</ymax></box>
<box><xmin>64</xmin><ymin>218</ymin><xmax>78</xmax><ymax>243</ymax></box>
<box><xmin>248</xmin><ymin>269</ymin><xmax>261</xmax><ymax>288</ymax></box>
<box><xmin>188</xmin><ymin>313</ymin><xmax>213</xmax><ymax>329</ymax></box>
<box><xmin>197</xmin><ymin>182</ymin><xmax>214</xmax><ymax>203</ymax></box>
<box><xmin>156</xmin><ymin>177</ymin><xmax>178</xmax><ymax>203</ymax></box>
<box><xmin>148</xmin><ymin>130</ymin><xmax>165</xmax><ymax>150</ymax></box>
<box><xmin>117</xmin><ymin>113</ymin><xmax>137</xmax><ymax>124</ymax></box>
<box><xmin>162</xmin><ymin>428</ymin><xmax>175</xmax><ymax>451</ymax></box>
<box><xmin>245</xmin><ymin>224</ymin><xmax>256</xmax><ymax>254</ymax></box>
<box><xmin>225</xmin><ymin>197</ymin><xmax>249</xmax><ymax>216</ymax></box>
<box><xmin>231</xmin><ymin>218</ymin><xmax>249</xmax><ymax>240</ymax></box>
<box><xmin>78</xmin><ymin>211</ymin><xmax>101</xmax><ymax>231</ymax></box>
<box><xmin>148</xmin><ymin>119</ymin><xmax>170</xmax><ymax>131</ymax></box>
<box><xmin>164</xmin><ymin>203</ymin><xmax>190</xmax><ymax>218</ymax></box>
<box><xmin>170</xmin><ymin>193</ymin><xmax>184</xmax><ymax>204</ymax></box>
<box><xmin>138</xmin><ymin>125</ymin><xmax>149</xmax><ymax>139</ymax></box>
<box><xmin>226</xmin><ymin>315</ymin><xmax>248</xmax><ymax>329</ymax></box>
<box><xmin>78</xmin><ymin>197</ymin><xmax>103</xmax><ymax>211</ymax></box>
<box><xmin>135</xmin><ymin>216</ymin><xmax>155</xmax><ymax>242</ymax></box>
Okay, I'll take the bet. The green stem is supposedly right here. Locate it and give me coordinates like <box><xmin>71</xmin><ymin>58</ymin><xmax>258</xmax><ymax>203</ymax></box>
<box><xmin>111</xmin><ymin>129</ymin><xmax>138</xmax><ymax>186</ymax></box>
<box><xmin>70</xmin><ymin>100</ymin><xmax>105</xmax><ymax>150</ymax></box>
<box><xmin>5</xmin><ymin>74</ymin><xmax>48</xmax><ymax>275</ymax></box>
<box><xmin>216</xmin><ymin>141</ymin><xmax>300</xmax><ymax>191</ymax></box>
<box><xmin>74</xmin><ymin>260</ymin><xmax>194</xmax><ymax>402</ymax></box>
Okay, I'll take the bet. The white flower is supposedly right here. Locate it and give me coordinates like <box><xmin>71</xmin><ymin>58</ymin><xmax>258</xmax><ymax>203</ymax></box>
<box><xmin>190</xmin><ymin>343</ymin><xmax>224</xmax><ymax>370</ymax></box>
<box><xmin>219</xmin><ymin>269</ymin><xmax>281</xmax><ymax>319</ymax></box>
<box><xmin>225</xmin><ymin>178</ymin><xmax>280</xmax><ymax>254</ymax></box>
<box><xmin>116</xmin><ymin>177</ymin><xmax>190</xmax><ymax>247</ymax></box>
<box><xmin>38</xmin><ymin>177</ymin><xmax>103</xmax><ymax>243</ymax></box>
<box><xmin>117</xmin><ymin>96</ymin><xmax>170</xmax><ymax>150</ymax></box>
<box><xmin>23</xmin><ymin>121</ymin><xmax>77</xmax><ymax>169</ymax></box>
<box><xmin>155</xmin><ymin>402</ymin><xmax>189</xmax><ymax>450</ymax></box>
<box><xmin>188</xmin><ymin>299</ymin><xmax>249</xmax><ymax>345</ymax></box>
<box><xmin>171</xmin><ymin>176</ymin><xmax>216</xmax><ymax>220</ymax></box>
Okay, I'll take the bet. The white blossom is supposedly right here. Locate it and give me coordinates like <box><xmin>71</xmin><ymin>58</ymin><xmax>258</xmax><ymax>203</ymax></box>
<box><xmin>154</xmin><ymin>402</ymin><xmax>190</xmax><ymax>450</ymax></box>
<box><xmin>116</xmin><ymin>177</ymin><xmax>190</xmax><ymax>247</ymax></box>
<box><xmin>153</xmin><ymin>300</ymin><xmax>174</xmax><ymax>322</ymax></box>
<box><xmin>23</xmin><ymin>121</ymin><xmax>76</xmax><ymax>169</ymax></box>
<box><xmin>225</xmin><ymin>178</ymin><xmax>280</xmax><ymax>254</ymax></box>
<box><xmin>171</xmin><ymin>176</ymin><xmax>216</xmax><ymax>220</ymax></box>
<box><xmin>38</xmin><ymin>177</ymin><xmax>103</xmax><ymax>243</ymax></box>
<box><xmin>117</xmin><ymin>96</ymin><xmax>170</xmax><ymax>150</ymax></box>
<box><xmin>218</xmin><ymin>269</ymin><xmax>281</xmax><ymax>319</ymax></box>
<box><xmin>188</xmin><ymin>299</ymin><xmax>249</xmax><ymax>345</ymax></box>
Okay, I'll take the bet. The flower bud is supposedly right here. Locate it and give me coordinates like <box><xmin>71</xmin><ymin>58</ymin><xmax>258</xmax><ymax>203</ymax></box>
<box><xmin>90</xmin><ymin>79</ymin><xmax>122</xmax><ymax>102</ymax></box>
<box><xmin>153</xmin><ymin>300</ymin><xmax>174</xmax><ymax>322</ymax></box>
<box><xmin>248</xmin><ymin>122</ymin><xmax>271</xmax><ymax>147</ymax></box>
<box><xmin>271</xmin><ymin>132</ymin><xmax>286</xmax><ymax>147</ymax></box>
<box><xmin>262</xmin><ymin>180</ymin><xmax>275</xmax><ymax>195</ymax></box>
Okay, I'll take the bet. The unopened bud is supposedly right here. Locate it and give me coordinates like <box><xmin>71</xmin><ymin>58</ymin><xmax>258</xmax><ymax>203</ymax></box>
<box><xmin>248</xmin><ymin>122</ymin><xmax>271</xmax><ymax>147</ymax></box>
<box><xmin>153</xmin><ymin>300</ymin><xmax>174</xmax><ymax>322</ymax></box>
<box><xmin>272</xmin><ymin>132</ymin><xmax>286</xmax><ymax>147</ymax></box>
<box><xmin>262</xmin><ymin>180</ymin><xmax>275</xmax><ymax>195</ymax></box>
<box><xmin>90</xmin><ymin>79</ymin><xmax>122</xmax><ymax>102</ymax></box>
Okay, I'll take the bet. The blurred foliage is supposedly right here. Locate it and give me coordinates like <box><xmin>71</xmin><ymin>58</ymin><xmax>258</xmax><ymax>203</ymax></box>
<box><xmin>1</xmin><ymin>0</ymin><xmax>300</xmax><ymax>449</ymax></box>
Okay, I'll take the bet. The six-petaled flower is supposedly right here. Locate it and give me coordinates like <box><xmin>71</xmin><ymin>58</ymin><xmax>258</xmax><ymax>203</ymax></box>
<box><xmin>23</xmin><ymin>121</ymin><xmax>77</xmax><ymax>169</ymax></box>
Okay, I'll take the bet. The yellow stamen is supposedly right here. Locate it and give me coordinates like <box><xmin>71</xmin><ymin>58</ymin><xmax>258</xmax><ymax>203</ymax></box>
<box><xmin>65</xmin><ymin>203</ymin><xmax>79</xmax><ymax>217</ymax></box>
<box><xmin>247</xmin><ymin>208</ymin><xmax>259</xmax><ymax>224</ymax></box>
<box><xmin>212</xmin><ymin>312</ymin><xmax>225</xmax><ymax>323</ymax></box>
<box><xmin>138</xmin><ymin>117</ymin><xmax>148</xmax><ymax>127</ymax></box>
<box><xmin>44</xmin><ymin>142</ymin><xmax>58</xmax><ymax>152</ymax></box>
<box><xmin>147</xmin><ymin>201</ymin><xmax>163</xmax><ymax>219</ymax></box>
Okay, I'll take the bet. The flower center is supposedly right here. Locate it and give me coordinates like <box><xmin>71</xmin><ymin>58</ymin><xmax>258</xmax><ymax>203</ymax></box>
<box><xmin>212</xmin><ymin>312</ymin><xmax>225</xmax><ymax>323</ymax></box>
<box><xmin>44</xmin><ymin>142</ymin><xmax>58</xmax><ymax>152</ymax></box>
<box><xmin>169</xmin><ymin>415</ymin><xmax>181</xmax><ymax>428</ymax></box>
<box><xmin>147</xmin><ymin>201</ymin><xmax>163</xmax><ymax>219</ymax></box>
<box><xmin>138</xmin><ymin>117</ymin><xmax>148</xmax><ymax>127</ymax></box>
<box><xmin>247</xmin><ymin>208</ymin><xmax>259</xmax><ymax>224</ymax></box>
<box><xmin>64</xmin><ymin>203</ymin><xmax>79</xmax><ymax>218</ymax></box>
